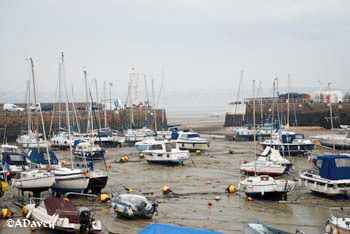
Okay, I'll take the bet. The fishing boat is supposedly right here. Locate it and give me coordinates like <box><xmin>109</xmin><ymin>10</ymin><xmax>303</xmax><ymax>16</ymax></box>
<box><xmin>243</xmin><ymin>223</ymin><xmax>305</xmax><ymax>234</ymax></box>
<box><xmin>299</xmin><ymin>154</ymin><xmax>350</xmax><ymax>196</ymax></box>
<box><xmin>111</xmin><ymin>194</ymin><xmax>158</xmax><ymax>219</ymax></box>
<box><xmin>239</xmin><ymin>175</ymin><xmax>295</xmax><ymax>199</ymax></box>
<box><xmin>310</xmin><ymin>129</ymin><xmax>350</xmax><ymax>150</ymax></box>
<box><xmin>176</xmin><ymin>130</ymin><xmax>209</xmax><ymax>151</ymax></box>
<box><xmin>240</xmin><ymin>157</ymin><xmax>287</xmax><ymax>176</ymax></box>
<box><xmin>325</xmin><ymin>207</ymin><xmax>350</xmax><ymax>234</ymax></box>
<box><xmin>24</xmin><ymin>197</ymin><xmax>102</xmax><ymax>233</ymax></box>
<box><xmin>143</xmin><ymin>140</ymin><xmax>190</xmax><ymax>164</ymax></box>
<box><xmin>72</xmin><ymin>140</ymin><xmax>105</xmax><ymax>160</ymax></box>
<box><xmin>259</xmin><ymin>129</ymin><xmax>314</xmax><ymax>155</ymax></box>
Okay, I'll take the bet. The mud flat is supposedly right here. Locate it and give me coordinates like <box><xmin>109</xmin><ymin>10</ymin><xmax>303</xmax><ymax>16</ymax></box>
<box><xmin>0</xmin><ymin>124</ymin><xmax>347</xmax><ymax>233</ymax></box>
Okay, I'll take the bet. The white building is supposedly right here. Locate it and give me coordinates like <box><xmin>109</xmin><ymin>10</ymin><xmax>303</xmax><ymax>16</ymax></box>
<box><xmin>313</xmin><ymin>90</ymin><xmax>344</xmax><ymax>103</ymax></box>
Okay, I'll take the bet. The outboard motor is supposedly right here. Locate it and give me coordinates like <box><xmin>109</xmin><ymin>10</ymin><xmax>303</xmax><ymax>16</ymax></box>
<box><xmin>77</xmin><ymin>207</ymin><xmax>92</xmax><ymax>232</ymax></box>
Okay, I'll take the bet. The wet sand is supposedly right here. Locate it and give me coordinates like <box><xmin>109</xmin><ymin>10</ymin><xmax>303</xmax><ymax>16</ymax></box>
<box><xmin>0</xmin><ymin>126</ymin><xmax>348</xmax><ymax>234</ymax></box>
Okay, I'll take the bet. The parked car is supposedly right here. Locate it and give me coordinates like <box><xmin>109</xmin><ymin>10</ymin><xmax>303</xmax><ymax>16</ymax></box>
<box><xmin>3</xmin><ymin>103</ymin><xmax>24</xmax><ymax>112</ymax></box>
<box><xmin>29</xmin><ymin>103</ymin><xmax>41</xmax><ymax>111</ymax></box>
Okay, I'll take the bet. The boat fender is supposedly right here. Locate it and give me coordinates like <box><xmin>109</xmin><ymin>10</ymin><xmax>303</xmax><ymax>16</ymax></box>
<box><xmin>22</xmin><ymin>207</ymin><xmax>29</xmax><ymax>217</ymax></box>
<box><xmin>139</xmin><ymin>153</ymin><xmax>144</xmax><ymax>159</ymax></box>
<box><xmin>99</xmin><ymin>194</ymin><xmax>110</xmax><ymax>202</ymax></box>
<box><xmin>0</xmin><ymin>208</ymin><xmax>12</xmax><ymax>219</ymax></box>
<box><xmin>195</xmin><ymin>150</ymin><xmax>201</xmax><ymax>155</ymax></box>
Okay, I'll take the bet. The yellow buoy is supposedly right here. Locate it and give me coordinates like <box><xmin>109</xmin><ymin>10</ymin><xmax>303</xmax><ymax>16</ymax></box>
<box><xmin>0</xmin><ymin>208</ymin><xmax>12</xmax><ymax>219</ymax></box>
<box><xmin>162</xmin><ymin>186</ymin><xmax>172</xmax><ymax>194</ymax></box>
<box><xmin>195</xmin><ymin>150</ymin><xmax>201</xmax><ymax>155</ymax></box>
<box><xmin>60</xmin><ymin>160</ymin><xmax>66</xmax><ymax>166</ymax></box>
<box><xmin>100</xmin><ymin>194</ymin><xmax>110</xmax><ymax>202</ymax></box>
<box><xmin>226</xmin><ymin>184</ymin><xmax>236</xmax><ymax>193</ymax></box>
<box><xmin>139</xmin><ymin>153</ymin><xmax>144</xmax><ymax>159</ymax></box>
<box><xmin>120</xmin><ymin>156</ymin><xmax>129</xmax><ymax>162</ymax></box>
<box><xmin>1</xmin><ymin>181</ymin><xmax>8</xmax><ymax>192</ymax></box>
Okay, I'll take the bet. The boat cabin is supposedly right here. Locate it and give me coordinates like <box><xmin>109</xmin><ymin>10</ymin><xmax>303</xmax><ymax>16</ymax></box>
<box><xmin>315</xmin><ymin>155</ymin><xmax>350</xmax><ymax>180</ymax></box>
<box><xmin>280</xmin><ymin>133</ymin><xmax>305</xmax><ymax>144</ymax></box>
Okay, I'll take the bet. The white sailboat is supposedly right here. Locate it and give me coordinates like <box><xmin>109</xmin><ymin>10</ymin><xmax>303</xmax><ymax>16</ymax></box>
<box><xmin>12</xmin><ymin>58</ymin><xmax>55</xmax><ymax>194</ymax></box>
<box><xmin>239</xmin><ymin>80</ymin><xmax>295</xmax><ymax>199</ymax></box>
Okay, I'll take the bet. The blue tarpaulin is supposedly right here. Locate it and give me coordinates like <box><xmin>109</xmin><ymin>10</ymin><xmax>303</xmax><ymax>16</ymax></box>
<box><xmin>317</xmin><ymin>155</ymin><xmax>350</xmax><ymax>180</ymax></box>
<box><xmin>139</xmin><ymin>224</ymin><xmax>224</xmax><ymax>234</ymax></box>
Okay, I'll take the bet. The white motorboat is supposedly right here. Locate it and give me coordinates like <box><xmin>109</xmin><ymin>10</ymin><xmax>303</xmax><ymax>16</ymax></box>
<box><xmin>124</xmin><ymin>128</ymin><xmax>155</xmax><ymax>143</ymax></box>
<box><xmin>1</xmin><ymin>144</ymin><xmax>21</xmax><ymax>154</ymax></box>
<box><xmin>299</xmin><ymin>154</ymin><xmax>350</xmax><ymax>196</ymax></box>
<box><xmin>135</xmin><ymin>138</ymin><xmax>158</xmax><ymax>152</ymax></box>
<box><xmin>240</xmin><ymin>157</ymin><xmax>287</xmax><ymax>176</ymax></box>
<box><xmin>50</xmin><ymin>131</ymin><xmax>76</xmax><ymax>148</ymax></box>
<box><xmin>239</xmin><ymin>175</ymin><xmax>295</xmax><ymax>199</ymax></box>
<box><xmin>325</xmin><ymin>207</ymin><xmax>350</xmax><ymax>234</ymax></box>
<box><xmin>12</xmin><ymin>169</ymin><xmax>55</xmax><ymax>194</ymax></box>
<box><xmin>259</xmin><ymin>130</ymin><xmax>314</xmax><ymax>155</ymax></box>
<box><xmin>156</xmin><ymin>130</ymin><xmax>172</xmax><ymax>140</ymax></box>
<box><xmin>176</xmin><ymin>131</ymin><xmax>209</xmax><ymax>151</ymax></box>
<box><xmin>143</xmin><ymin>140</ymin><xmax>190</xmax><ymax>165</ymax></box>
<box><xmin>16</xmin><ymin>131</ymin><xmax>50</xmax><ymax>148</ymax></box>
<box><xmin>310</xmin><ymin>129</ymin><xmax>350</xmax><ymax>150</ymax></box>
<box><xmin>24</xmin><ymin>197</ymin><xmax>102</xmax><ymax>233</ymax></box>
<box><xmin>111</xmin><ymin>194</ymin><xmax>158</xmax><ymax>219</ymax></box>
<box><xmin>72</xmin><ymin>140</ymin><xmax>106</xmax><ymax>160</ymax></box>
<box><xmin>1</xmin><ymin>151</ymin><xmax>30</xmax><ymax>176</ymax></box>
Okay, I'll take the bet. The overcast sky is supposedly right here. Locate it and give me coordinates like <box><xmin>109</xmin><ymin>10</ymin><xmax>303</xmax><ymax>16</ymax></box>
<box><xmin>0</xmin><ymin>0</ymin><xmax>349</xmax><ymax>105</ymax></box>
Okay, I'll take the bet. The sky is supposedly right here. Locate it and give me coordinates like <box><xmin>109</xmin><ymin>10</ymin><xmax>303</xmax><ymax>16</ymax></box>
<box><xmin>0</xmin><ymin>0</ymin><xmax>349</xmax><ymax>111</ymax></box>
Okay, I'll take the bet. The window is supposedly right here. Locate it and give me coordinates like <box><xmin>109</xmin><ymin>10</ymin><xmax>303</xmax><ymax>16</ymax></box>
<box><xmin>335</xmin><ymin>158</ymin><xmax>350</xmax><ymax>168</ymax></box>
<box><xmin>165</xmin><ymin>143</ymin><xmax>172</xmax><ymax>152</ymax></box>
<box><xmin>188</xmin><ymin>134</ymin><xmax>200</xmax><ymax>138</ymax></box>
<box><xmin>150</xmin><ymin>144</ymin><xmax>162</xmax><ymax>150</ymax></box>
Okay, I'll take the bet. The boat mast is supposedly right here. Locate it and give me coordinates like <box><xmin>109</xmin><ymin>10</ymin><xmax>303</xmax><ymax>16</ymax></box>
<box><xmin>152</xmin><ymin>79</ymin><xmax>157</xmax><ymax>132</ymax></box>
<box><xmin>30</xmin><ymin>57</ymin><xmax>51</xmax><ymax>167</ymax></box>
<box><xmin>271</xmin><ymin>80</ymin><xmax>275</xmax><ymax>125</ymax></box>
<box><xmin>287</xmin><ymin>74</ymin><xmax>290</xmax><ymax>128</ymax></box>
<box><xmin>104</xmin><ymin>81</ymin><xmax>107</xmax><ymax>129</ymax></box>
<box><xmin>71</xmin><ymin>85</ymin><xmax>81</xmax><ymax>134</ymax></box>
<box><xmin>258</xmin><ymin>81</ymin><xmax>263</xmax><ymax>125</ymax></box>
<box><xmin>144</xmin><ymin>75</ymin><xmax>149</xmax><ymax>125</ymax></box>
<box><xmin>328</xmin><ymin>83</ymin><xmax>336</xmax><ymax>154</ymax></box>
<box><xmin>253</xmin><ymin>80</ymin><xmax>257</xmax><ymax>175</ymax></box>
<box><xmin>26</xmin><ymin>79</ymin><xmax>32</xmax><ymax>133</ymax></box>
<box><xmin>109</xmin><ymin>82</ymin><xmax>112</xmax><ymax>128</ymax></box>
<box><xmin>130</xmin><ymin>68</ymin><xmax>134</xmax><ymax>128</ymax></box>
<box><xmin>61</xmin><ymin>52</ymin><xmax>74</xmax><ymax>169</ymax></box>
<box><xmin>58</xmin><ymin>60</ymin><xmax>62</xmax><ymax>131</ymax></box>
<box><xmin>94</xmin><ymin>79</ymin><xmax>102</xmax><ymax>130</ymax></box>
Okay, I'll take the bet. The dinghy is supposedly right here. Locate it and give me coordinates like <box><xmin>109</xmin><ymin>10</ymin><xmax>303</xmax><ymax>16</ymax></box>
<box><xmin>111</xmin><ymin>194</ymin><xmax>158</xmax><ymax>219</ymax></box>
<box><xmin>325</xmin><ymin>207</ymin><xmax>350</xmax><ymax>234</ymax></box>
<box><xmin>24</xmin><ymin>197</ymin><xmax>102</xmax><ymax>233</ymax></box>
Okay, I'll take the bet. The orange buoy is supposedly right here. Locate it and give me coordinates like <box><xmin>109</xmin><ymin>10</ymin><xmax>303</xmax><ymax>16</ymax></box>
<box><xmin>208</xmin><ymin>201</ymin><xmax>212</xmax><ymax>206</ymax></box>
<box><xmin>247</xmin><ymin>197</ymin><xmax>254</xmax><ymax>201</ymax></box>
<box><xmin>82</xmin><ymin>169</ymin><xmax>88</xmax><ymax>176</ymax></box>
<box><xmin>108</xmin><ymin>163</ymin><xmax>112</xmax><ymax>169</ymax></box>
<box><xmin>31</xmin><ymin>226</ymin><xmax>37</xmax><ymax>232</ymax></box>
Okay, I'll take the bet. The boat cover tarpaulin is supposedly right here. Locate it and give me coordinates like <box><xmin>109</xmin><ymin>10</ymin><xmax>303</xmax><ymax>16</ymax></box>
<box><xmin>28</xmin><ymin>147</ymin><xmax>59</xmax><ymax>165</ymax></box>
<box><xmin>317</xmin><ymin>155</ymin><xmax>350</xmax><ymax>180</ymax></box>
<box><xmin>139</xmin><ymin>224</ymin><xmax>223</xmax><ymax>234</ymax></box>
<box><xmin>45</xmin><ymin>197</ymin><xmax>78</xmax><ymax>223</ymax></box>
